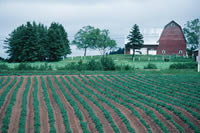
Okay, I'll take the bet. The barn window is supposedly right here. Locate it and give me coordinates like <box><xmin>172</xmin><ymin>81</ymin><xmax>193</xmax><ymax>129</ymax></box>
<box><xmin>179</xmin><ymin>50</ymin><xmax>183</xmax><ymax>54</ymax></box>
<box><xmin>162</xmin><ymin>50</ymin><xmax>166</xmax><ymax>54</ymax></box>
<box><xmin>171</xmin><ymin>23</ymin><xmax>175</xmax><ymax>27</ymax></box>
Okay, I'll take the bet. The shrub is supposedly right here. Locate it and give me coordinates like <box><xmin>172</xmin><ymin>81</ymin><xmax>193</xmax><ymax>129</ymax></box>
<box><xmin>144</xmin><ymin>63</ymin><xmax>157</xmax><ymax>69</ymax></box>
<box><xmin>0</xmin><ymin>64</ymin><xmax>9</xmax><ymax>70</ymax></box>
<box><xmin>87</xmin><ymin>59</ymin><xmax>103</xmax><ymax>71</ymax></box>
<box><xmin>101</xmin><ymin>57</ymin><xmax>115</xmax><ymax>70</ymax></box>
<box><xmin>169</xmin><ymin>63</ymin><xmax>197</xmax><ymax>69</ymax></box>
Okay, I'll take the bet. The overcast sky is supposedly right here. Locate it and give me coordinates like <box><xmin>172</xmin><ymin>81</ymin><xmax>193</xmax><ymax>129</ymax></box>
<box><xmin>0</xmin><ymin>0</ymin><xmax>199</xmax><ymax>57</ymax></box>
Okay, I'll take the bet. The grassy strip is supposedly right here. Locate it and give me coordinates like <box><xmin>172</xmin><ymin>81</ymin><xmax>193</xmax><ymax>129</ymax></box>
<box><xmin>1</xmin><ymin>77</ymin><xmax>23</xmax><ymax>132</ymax></box>
<box><xmin>0</xmin><ymin>77</ymin><xmax>11</xmax><ymax>90</ymax></box>
<box><xmin>33</xmin><ymin>77</ymin><xmax>40</xmax><ymax>133</ymax></box>
<box><xmin>61</xmin><ymin>76</ymin><xmax>104</xmax><ymax>133</ymax></box>
<box><xmin>47</xmin><ymin>76</ymin><xmax>72</xmax><ymax>133</ymax></box>
<box><xmin>79</xmin><ymin>75</ymin><xmax>152</xmax><ymax>133</ymax></box>
<box><xmin>0</xmin><ymin>77</ymin><xmax>17</xmax><ymax>108</ymax></box>
<box><xmin>40</xmin><ymin>76</ymin><xmax>56</xmax><ymax>133</ymax></box>
<box><xmin>71</xmin><ymin>76</ymin><xmax>121</xmax><ymax>133</ymax></box>
<box><xmin>18</xmin><ymin>77</ymin><xmax>31</xmax><ymax>133</ymax></box>
<box><xmin>54</xmin><ymin>76</ymin><xmax>90</xmax><ymax>133</ymax></box>
<box><xmin>108</xmin><ymin>75</ymin><xmax>199</xmax><ymax>132</ymax></box>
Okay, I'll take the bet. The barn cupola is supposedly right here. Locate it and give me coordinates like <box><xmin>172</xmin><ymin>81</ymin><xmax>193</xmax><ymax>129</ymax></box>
<box><xmin>157</xmin><ymin>20</ymin><xmax>186</xmax><ymax>56</ymax></box>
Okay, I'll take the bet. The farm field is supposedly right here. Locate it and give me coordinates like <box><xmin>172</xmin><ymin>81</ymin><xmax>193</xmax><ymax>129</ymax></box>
<box><xmin>0</xmin><ymin>74</ymin><xmax>200</xmax><ymax>133</ymax></box>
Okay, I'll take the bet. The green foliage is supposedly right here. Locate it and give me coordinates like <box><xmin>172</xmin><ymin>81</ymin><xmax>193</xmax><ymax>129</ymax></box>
<box><xmin>54</xmin><ymin>76</ymin><xmax>90</xmax><ymax>133</ymax></box>
<box><xmin>126</xmin><ymin>24</ymin><xmax>144</xmax><ymax>57</ymax></box>
<box><xmin>0</xmin><ymin>76</ymin><xmax>11</xmax><ymax>89</ymax></box>
<box><xmin>5</xmin><ymin>21</ymin><xmax>70</xmax><ymax>62</ymax></box>
<box><xmin>100</xmin><ymin>57</ymin><xmax>115</xmax><ymax>70</ymax></box>
<box><xmin>47</xmin><ymin>22</ymin><xmax>71</xmax><ymax>61</ymax></box>
<box><xmin>144</xmin><ymin>63</ymin><xmax>157</xmax><ymax>69</ymax></box>
<box><xmin>183</xmin><ymin>18</ymin><xmax>200</xmax><ymax>53</ymax></box>
<box><xmin>40</xmin><ymin>76</ymin><xmax>56</xmax><ymax>133</ymax></box>
<box><xmin>2</xmin><ymin>77</ymin><xmax>24</xmax><ymax>133</ymax></box>
<box><xmin>63</xmin><ymin>76</ymin><xmax>104</xmax><ymax>133</ymax></box>
<box><xmin>72</xmin><ymin>25</ymin><xmax>100</xmax><ymax>56</ymax></box>
<box><xmin>87</xmin><ymin>59</ymin><xmax>103</xmax><ymax>71</ymax></box>
<box><xmin>18</xmin><ymin>77</ymin><xmax>31</xmax><ymax>133</ymax></box>
<box><xmin>0</xmin><ymin>64</ymin><xmax>9</xmax><ymax>70</ymax></box>
<box><xmin>33</xmin><ymin>77</ymin><xmax>40</xmax><ymax>133</ymax></box>
<box><xmin>169</xmin><ymin>63</ymin><xmax>197</xmax><ymax>69</ymax></box>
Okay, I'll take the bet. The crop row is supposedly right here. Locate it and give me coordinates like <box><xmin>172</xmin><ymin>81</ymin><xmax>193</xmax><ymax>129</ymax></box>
<box><xmin>79</xmin><ymin>75</ymin><xmax>152</xmax><ymax>133</ymax></box>
<box><xmin>0</xmin><ymin>77</ymin><xmax>11</xmax><ymax>90</ymax></box>
<box><xmin>1</xmin><ymin>77</ymin><xmax>23</xmax><ymax>133</ymax></box>
<box><xmin>96</xmin><ymin>75</ymin><xmax>184</xmax><ymax>133</ymax></box>
<box><xmin>87</xmin><ymin>75</ymin><xmax>169</xmax><ymax>133</ymax></box>
<box><xmin>63</xmin><ymin>76</ymin><xmax>104</xmax><ymax>133</ymax></box>
<box><xmin>54</xmin><ymin>76</ymin><xmax>90</xmax><ymax>133</ymax></box>
<box><xmin>71</xmin><ymin>76</ymin><xmax>121</xmax><ymax>133</ymax></box>
<box><xmin>106</xmin><ymin>75</ymin><xmax>199</xmax><ymax>132</ymax></box>
<box><xmin>116</xmin><ymin>75</ymin><xmax>200</xmax><ymax>120</ymax></box>
<box><xmin>40</xmin><ymin>76</ymin><xmax>56</xmax><ymax>133</ymax></box>
<box><xmin>18</xmin><ymin>77</ymin><xmax>31</xmax><ymax>133</ymax></box>
<box><xmin>47</xmin><ymin>76</ymin><xmax>72</xmax><ymax>133</ymax></box>
<box><xmin>33</xmin><ymin>77</ymin><xmax>40</xmax><ymax>133</ymax></box>
<box><xmin>131</xmin><ymin>74</ymin><xmax>200</xmax><ymax>103</ymax></box>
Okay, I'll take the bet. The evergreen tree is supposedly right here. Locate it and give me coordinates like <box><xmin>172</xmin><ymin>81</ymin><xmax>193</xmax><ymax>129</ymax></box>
<box><xmin>127</xmin><ymin>24</ymin><xmax>144</xmax><ymax>60</ymax></box>
<box><xmin>4</xmin><ymin>21</ymin><xmax>71</xmax><ymax>62</ymax></box>
<box><xmin>47</xmin><ymin>22</ymin><xmax>71</xmax><ymax>61</ymax></box>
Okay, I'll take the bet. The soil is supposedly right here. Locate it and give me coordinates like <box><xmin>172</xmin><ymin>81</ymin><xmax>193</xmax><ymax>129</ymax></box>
<box><xmin>8</xmin><ymin>77</ymin><xmax>27</xmax><ymax>133</ymax></box>
<box><xmin>37</xmin><ymin>76</ymin><xmax>49</xmax><ymax>133</ymax></box>
<box><xmin>44</xmin><ymin>76</ymin><xmax>66</xmax><ymax>133</ymax></box>
<box><xmin>25</xmin><ymin>76</ymin><xmax>35</xmax><ymax>133</ymax></box>
<box><xmin>0</xmin><ymin>77</ymin><xmax>20</xmax><ymax>132</ymax></box>
<box><xmin>69</xmin><ymin>76</ymin><xmax>114</xmax><ymax>133</ymax></box>
<box><xmin>58</xmin><ymin>76</ymin><xmax>97</xmax><ymax>133</ymax></box>
<box><xmin>50</xmin><ymin>76</ymin><xmax>82</xmax><ymax>133</ymax></box>
<box><xmin>78</xmin><ymin>75</ymin><xmax>146</xmax><ymax>133</ymax></box>
<box><xmin>0</xmin><ymin>76</ymin><xmax>13</xmax><ymax>97</ymax></box>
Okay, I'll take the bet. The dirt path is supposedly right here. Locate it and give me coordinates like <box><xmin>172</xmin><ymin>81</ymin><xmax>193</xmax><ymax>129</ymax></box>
<box><xmin>0</xmin><ymin>77</ymin><xmax>13</xmax><ymax>97</ymax></box>
<box><xmin>37</xmin><ymin>76</ymin><xmax>49</xmax><ymax>133</ymax></box>
<box><xmin>8</xmin><ymin>77</ymin><xmax>27</xmax><ymax>133</ymax></box>
<box><xmin>44</xmin><ymin>76</ymin><xmax>66</xmax><ymax>133</ymax></box>
<box><xmin>59</xmin><ymin>76</ymin><xmax>97</xmax><ymax>133</ymax></box>
<box><xmin>50</xmin><ymin>76</ymin><xmax>82</xmax><ymax>133</ymax></box>
<box><xmin>77</xmin><ymin>75</ymin><xmax>132</xmax><ymax>133</ymax></box>
<box><xmin>69</xmin><ymin>76</ymin><xmax>114</xmax><ymax>133</ymax></box>
<box><xmin>0</xmin><ymin>77</ymin><xmax>20</xmax><ymax>132</ymax></box>
<box><xmin>25</xmin><ymin>76</ymin><xmax>34</xmax><ymax>133</ymax></box>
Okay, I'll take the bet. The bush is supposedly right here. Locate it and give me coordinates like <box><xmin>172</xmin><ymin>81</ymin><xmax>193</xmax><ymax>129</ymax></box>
<box><xmin>87</xmin><ymin>59</ymin><xmax>103</xmax><ymax>71</ymax></box>
<box><xmin>0</xmin><ymin>64</ymin><xmax>9</xmax><ymax>70</ymax></box>
<box><xmin>144</xmin><ymin>63</ymin><xmax>157</xmax><ymax>69</ymax></box>
<box><xmin>101</xmin><ymin>57</ymin><xmax>115</xmax><ymax>70</ymax></box>
<box><xmin>169</xmin><ymin>63</ymin><xmax>197</xmax><ymax>69</ymax></box>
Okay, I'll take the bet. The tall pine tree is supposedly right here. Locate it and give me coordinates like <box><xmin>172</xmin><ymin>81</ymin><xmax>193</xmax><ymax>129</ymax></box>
<box><xmin>127</xmin><ymin>24</ymin><xmax>144</xmax><ymax>60</ymax></box>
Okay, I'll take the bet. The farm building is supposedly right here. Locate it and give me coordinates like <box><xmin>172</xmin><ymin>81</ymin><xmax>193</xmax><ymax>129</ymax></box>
<box><xmin>157</xmin><ymin>21</ymin><xmax>186</xmax><ymax>56</ymax></box>
<box><xmin>125</xmin><ymin>21</ymin><xmax>186</xmax><ymax>56</ymax></box>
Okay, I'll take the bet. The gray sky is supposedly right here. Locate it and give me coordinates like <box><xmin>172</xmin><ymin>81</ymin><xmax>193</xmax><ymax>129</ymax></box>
<box><xmin>0</xmin><ymin>0</ymin><xmax>199</xmax><ymax>57</ymax></box>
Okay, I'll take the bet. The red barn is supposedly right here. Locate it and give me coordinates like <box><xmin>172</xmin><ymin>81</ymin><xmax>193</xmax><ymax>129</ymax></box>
<box><xmin>157</xmin><ymin>21</ymin><xmax>186</xmax><ymax>56</ymax></box>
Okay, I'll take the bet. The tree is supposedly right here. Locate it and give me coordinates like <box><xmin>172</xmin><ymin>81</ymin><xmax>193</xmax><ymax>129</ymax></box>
<box><xmin>4</xmin><ymin>21</ymin><xmax>71</xmax><ymax>62</ymax></box>
<box><xmin>72</xmin><ymin>25</ymin><xmax>100</xmax><ymax>56</ymax></box>
<box><xmin>126</xmin><ymin>24</ymin><xmax>144</xmax><ymax>60</ymax></box>
<box><xmin>95</xmin><ymin>30</ymin><xmax>117</xmax><ymax>56</ymax></box>
<box><xmin>183</xmin><ymin>18</ymin><xmax>200</xmax><ymax>56</ymax></box>
<box><xmin>47</xmin><ymin>22</ymin><xmax>71</xmax><ymax>61</ymax></box>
